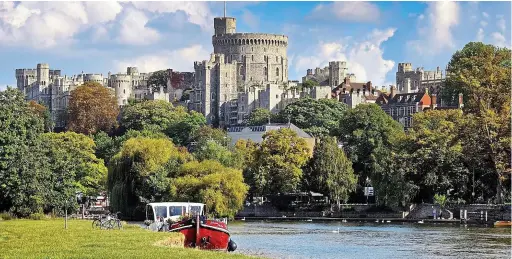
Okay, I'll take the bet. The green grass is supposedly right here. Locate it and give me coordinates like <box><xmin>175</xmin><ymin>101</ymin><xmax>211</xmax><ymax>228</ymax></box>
<box><xmin>0</xmin><ymin>219</ymin><xmax>258</xmax><ymax>259</ymax></box>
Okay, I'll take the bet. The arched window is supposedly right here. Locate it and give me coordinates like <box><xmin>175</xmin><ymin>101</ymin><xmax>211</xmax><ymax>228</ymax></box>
<box><xmin>276</xmin><ymin>67</ymin><xmax>279</xmax><ymax>76</ymax></box>
<box><xmin>264</xmin><ymin>67</ymin><xmax>267</xmax><ymax>76</ymax></box>
<box><xmin>240</xmin><ymin>66</ymin><xmax>244</xmax><ymax>75</ymax></box>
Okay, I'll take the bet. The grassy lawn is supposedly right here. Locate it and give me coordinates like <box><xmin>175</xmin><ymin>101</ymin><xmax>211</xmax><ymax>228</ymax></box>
<box><xmin>0</xmin><ymin>219</ymin><xmax>257</xmax><ymax>259</ymax></box>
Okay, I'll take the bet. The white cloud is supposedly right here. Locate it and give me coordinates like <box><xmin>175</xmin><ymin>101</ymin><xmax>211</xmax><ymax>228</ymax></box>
<box><xmin>0</xmin><ymin>1</ymin><xmax>123</xmax><ymax>48</ymax></box>
<box><xmin>116</xmin><ymin>8</ymin><xmax>160</xmax><ymax>45</ymax></box>
<box><xmin>497</xmin><ymin>16</ymin><xmax>506</xmax><ymax>32</ymax></box>
<box><xmin>491</xmin><ymin>32</ymin><xmax>507</xmax><ymax>47</ymax></box>
<box><xmin>482</xmin><ymin>12</ymin><xmax>489</xmax><ymax>18</ymax></box>
<box><xmin>476</xmin><ymin>28</ymin><xmax>485</xmax><ymax>41</ymax></box>
<box><xmin>309</xmin><ymin>1</ymin><xmax>381</xmax><ymax>23</ymax></box>
<box><xmin>130</xmin><ymin>1</ymin><xmax>212</xmax><ymax>30</ymax></box>
<box><xmin>480</xmin><ymin>20</ymin><xmax>488</xmax><ymax>27</ymax></box>
<box><xmin>407</xmin><ymin>1</ymin><xmax>460</xmax><ymax>56</ymax></box>
<box><xmin>293</xmin><ymin>28</ymin><xmax>396</xmax><ymax>86</ymax></box>
<box><xmin>113</xmin><ymin>45</ymin><xmax>210</xmax><ymax>73</ymax></box>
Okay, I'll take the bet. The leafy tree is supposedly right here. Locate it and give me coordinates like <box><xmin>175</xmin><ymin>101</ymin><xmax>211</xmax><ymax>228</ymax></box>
<box><xmin>302</xmin><ymin>79</ymin><xmax>319</xmax><ymax>90</ymax></box>
<box><xmin>247</xmin><ymin>108</ymin><xmax>273</xmax><ymax>126</ymax></box>
<box><xmin>0</xmin><ymin>88</ymin><xmax>48</xmax><ymax>216</ymax></box>
<box><xmin>442</xmin><ymin>42</ymin><xmax>511</xmax><ymax>203</ymax></box>
<box><xmin>28</xmin><ymin>100</ymin><xmax>53</xmax><ymax>132</ymax></box>
<box><xmin>171</xmin><ymin>160</ymin><xmax>248</xmax><ymax>218</ymax></box>
<box><xmin>120</xmin><ymin>100</ymin><xmax>206</xmax><ymax>146</ymax></box>
<box><xmin>305</xmin><ymin>137</ymin><xmax>357</xmax><ymax>208</ymax></box>
<box><xmin>193</xmin><ymin>140</ymin><xmax>242</xmax><ymax>169</ymax></box>
<box><xmin>67</xmin><ymin>82</ymin><xmax>119</xmax><ymax>135</ymax></box>
<box><xmin>41</xmin><ymin>132</ymin><xmax>108</xmax><ymax>212</ymax></box>
<box><xmin>189</xmin><ymin>126</ymin><xmax>230</xmax><ymax>146</ymax></box>
<box><xmin>407</xmin><ymin>109</ymin><xmax>470</xmax><ymax>203</ymax></box>
<box><xmin>147</xmin><ymin>70</ymin><xmax>168</xmax><ymax>89</ymax></box>
<box><xmin>108</xmin><ymin>137</ymin><xmax>192</xmax><ymax>218</ymax></box>
<box><xmin>248</xmin><ymin>128</ymin><xmax>311</xmax><ymax>195</ymax></box>
<box><xmin>337</xmin><ymin>103</ymin><xmax>405</xmax><ymax>204</ymax></box>
<box><xmin>278</xmin><ymin>98</ymin><xmax>348</xmax><ymax>137</ymax></box>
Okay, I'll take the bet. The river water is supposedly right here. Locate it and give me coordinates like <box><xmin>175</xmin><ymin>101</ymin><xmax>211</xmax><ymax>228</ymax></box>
<box><xmin>228</xmin><ymin>221</ymin><xmax>511</xmax><ymax>259</ymax></box>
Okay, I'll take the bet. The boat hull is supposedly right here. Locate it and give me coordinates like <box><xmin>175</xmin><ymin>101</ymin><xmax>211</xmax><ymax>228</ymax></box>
<box><xmin>494</xmin><ymin>221</ymin><xmax>512</xmax><ymax>227</ymax></box>
<box><xmin>169</xmin><ymin>217</ymin><xmax>230</xmax><ymax>251</ymax></box>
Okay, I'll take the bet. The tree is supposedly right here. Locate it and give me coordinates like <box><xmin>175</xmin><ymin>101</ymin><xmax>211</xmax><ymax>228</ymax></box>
<box><xmin>189</xmin><ymin>126</ymin><xmax>230</xmax><ymax>146</ymax></box>
<box><xmin>337</xmin><ymin>103</ymin><xmax>405</xmax><ymax>205</ymax></box>
<box><xmin>302</xmin><ymin>79</ymin><xmax>319</xmax><ymax>90</ymax></box>
<box><xmin>305</xmin><ymin>137</ymin><xmax>357</xmax><ymax>208</ymax></box>
<box><xmin>147</xmin><ymin>70</ymin><xmax>168</xmax><ymax>89</ymax></box>
<box><xmin>28</xmin><ymin>100</ymin><xmax>53</xmax><ymax>132</ymax></box>
<box><xmin>120</xmin><ymin>100</ymin><xmax>206</xmax><ymax>146</ymax></box>
<box><xmin>278</xmin><ymin>98</ymin><xmax>348</xmax><ymax>137</ymax></box>
<box><xmin>41</xmin><ymin>132</ymin><xmax>108</xmax><ymax>213</ymax></box>
<box><xmin>442</xmin><ymin>42</ymin><xmax>511</xmax><ymax>203</ymax></box>
<box><xmin>407</xmin><ymin>109</ymin><xmax>470</xmax><ymax>203</ymax></box>
<box><xmin>193</xmin><ymin>140</ymin><xmax>242</xmax><ymax>169</ymax></box>
<box><xmin>0</xmin><ymin>88</ymin><xmax>48</xmax><ymax>216</ymax></box>
<box><xmin>108</xmin><ymin>137</ymin><xmax>192</xmax><ymax>218</ymax></box>
<box><xmin>170</xmin><ymin>160</ymin><xmax>248</xmax><ymax>218</ymax></box>
<box><xmin>248</xmin><ymin>128</ymin><xmax>311</xmax><ymax>195</ymax></box>
<box><xmin>247</xmin><ymin>108</ymin><xmax>273</xmax><ymax>126</ymax></box>
<box><xmin>67</xmin><ymin>82</ymin><xmax>119</xmax><ymax>135</ymax></box>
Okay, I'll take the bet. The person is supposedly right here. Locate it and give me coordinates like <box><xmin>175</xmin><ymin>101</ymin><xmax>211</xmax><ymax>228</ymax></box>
<box><xmin>432</xmin><ymin>206</ymin><xmax>437</xmax><ymax>219</ymax></box>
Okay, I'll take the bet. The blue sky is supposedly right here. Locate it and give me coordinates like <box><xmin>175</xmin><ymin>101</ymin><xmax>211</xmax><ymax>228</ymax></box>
<box><xmin>0</xmin><ymin>1</ymin><xmax>510</xmax><ymax>90</ymax></box>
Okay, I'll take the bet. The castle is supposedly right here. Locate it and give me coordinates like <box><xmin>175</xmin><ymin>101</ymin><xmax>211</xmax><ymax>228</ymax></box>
<box><xmin>15</xmin><ymin>64</ymin><xmax>193</xmax><ymax>128</ymax></box>
<box><xmin>189</xmin><ymin>15</ymin><xmax>304</xmax><ymax>127</ymax></box>
<box><xmin>395</xmin><ymin>63</ymin><xmax>445</xmax><ymax>94</ymax></box>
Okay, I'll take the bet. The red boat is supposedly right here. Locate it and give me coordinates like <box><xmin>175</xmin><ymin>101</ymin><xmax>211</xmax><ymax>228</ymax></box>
<box><xmin>145</xmin><ymin>202</ymin><xmax>237</xmax><ymax>252</ymax></box>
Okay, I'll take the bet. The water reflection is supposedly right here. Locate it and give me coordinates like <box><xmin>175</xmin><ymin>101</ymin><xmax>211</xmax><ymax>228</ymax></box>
<box><xmin>228</xmin><ymin>221</ymin><xmax>511</xmax><ymax>259</ymax></box>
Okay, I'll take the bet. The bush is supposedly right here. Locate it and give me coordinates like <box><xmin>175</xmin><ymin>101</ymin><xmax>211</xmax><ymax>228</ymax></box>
<box><xmin>28</xmin><ymin>213</ymin><xmax>45</xmax><ymax>220</ymax></box>
<box><xmin>0</xmin><ymin>212</ymin><xmax>15</xmax><ymax>220</ymax></box>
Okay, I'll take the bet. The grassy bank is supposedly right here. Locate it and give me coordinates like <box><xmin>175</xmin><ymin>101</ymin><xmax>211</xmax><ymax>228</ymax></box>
<box><xmin>0</xmin><ymin>219</ymin><xmax>257</xmax><ymax>259</ymax></box>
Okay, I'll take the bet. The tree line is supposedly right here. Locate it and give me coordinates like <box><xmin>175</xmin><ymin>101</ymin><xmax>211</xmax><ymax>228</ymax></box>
<box><xmin>0</xmin><ymin>42</ymin><xmax>509</xmax><ymax>219</ymax></box>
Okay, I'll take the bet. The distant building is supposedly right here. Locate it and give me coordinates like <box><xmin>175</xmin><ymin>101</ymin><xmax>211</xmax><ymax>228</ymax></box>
<box><xmin>301</xmin><ymin>61</ymin><xmax>353</xmax><ymax>89</ymax></box>
<box><xmin>227</xmin><ymin>123</ymin><xmax>315</xmax><ymax>153</ymax></box>
<box><xmin>396</xmin><ymin>63</ymin><xmax>446</xmax><ymax>95</ymax></box>
<box><xmin>331</xmin><ymin>77</ymin><xmax>379</xmax><ymax>109</ymax></box>
<box><xmin>375</xmin><ymin>86</ymin><xmax>463</xmax><ymax>129</ymax></box>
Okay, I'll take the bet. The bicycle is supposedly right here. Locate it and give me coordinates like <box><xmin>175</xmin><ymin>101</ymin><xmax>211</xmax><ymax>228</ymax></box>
<box><xmin>92</xmin><ymin>212</ymin><xmax>123</xmax><ymax>230</ymax></box>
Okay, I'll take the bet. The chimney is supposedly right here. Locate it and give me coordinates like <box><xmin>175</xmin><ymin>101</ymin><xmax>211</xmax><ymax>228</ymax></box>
<box><xmin>390</xmin><ymin>85</ymin><xmax>396</xmax><ymax>98</ymax></box>
<box><xmin>431</xmin><ymin>93</ymin><xmax>437</xmax><ymax>109</ymax></box>
<box><xmin>458</xmin><ymin>93</ymin><xmax>464</xmax><ymax>108</ymax></box>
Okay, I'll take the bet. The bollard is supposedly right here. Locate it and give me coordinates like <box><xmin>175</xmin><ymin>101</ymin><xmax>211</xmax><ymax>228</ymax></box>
<box><xmin>485</xmin><ymin>211</ymin><xmax>488</xmax><ymax>222</ymax></box>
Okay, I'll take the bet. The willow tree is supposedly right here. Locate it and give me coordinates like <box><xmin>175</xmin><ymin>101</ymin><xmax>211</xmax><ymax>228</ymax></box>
<box><xmin>108</xmin><ymin>137</ymin><xmax>192</xmax><ymax>218</ymax></box>
<box><xmin>171</xmin><ymin>160</ymin><xmax>248</xmax><ymax>218</ymax></box>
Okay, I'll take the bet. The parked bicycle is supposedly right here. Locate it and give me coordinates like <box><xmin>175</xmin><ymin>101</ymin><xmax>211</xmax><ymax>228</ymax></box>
<box><xmin>92</xmin><ymin>212</ymin><xmax>123</xmax><ymax>230</ymax></box>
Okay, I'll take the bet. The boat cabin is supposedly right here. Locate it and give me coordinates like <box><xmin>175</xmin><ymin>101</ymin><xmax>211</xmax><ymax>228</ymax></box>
<box><xmin>146</xmin><ymin>202</ymin><xmax>205</xmax><ymax>223</ymax></box>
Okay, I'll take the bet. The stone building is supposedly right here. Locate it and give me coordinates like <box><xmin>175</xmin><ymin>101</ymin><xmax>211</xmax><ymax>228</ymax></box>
<box><xmin>227</xmin><ymin>122</ymin><xmax>315</xmax><ymax>154</ymax></box>
<box><xmin>396</xmin><ymin>63</ymin><xmax>445</xmax><ymax>94</ymax></box>
<box><xmin>301</xmin><ymin>61</ymin><xmax>356</xmax><ymax>89</ymax></box>
<box><xmin>375</xmin><ymin>86</ymin><xmax>463</xmax><ymax>129</ymax></box>
<box><xmin>190</xmin><ymin>15</ymin><xmax>302</xmax><ymax>127</ymax></box>
<box><xmin>15</xmin><ymin>63</ymin><xmax>188</xmax><ymax>128</ymax></box>
<box><xmin>331</xmin><ymin>77</ymin><xmax>379</xmax><ymax>109</ymax></box>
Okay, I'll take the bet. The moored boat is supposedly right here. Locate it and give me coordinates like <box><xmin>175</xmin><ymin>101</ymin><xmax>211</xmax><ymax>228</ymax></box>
<box><xmin>145</xmin><ymin>202</ymin><xmax>237</xmax><ymax>252</ymax></box>
<box><xmin>494</xmin><ymin>221</ymin><xmax>512</xmax><ymax>227</ymax></box>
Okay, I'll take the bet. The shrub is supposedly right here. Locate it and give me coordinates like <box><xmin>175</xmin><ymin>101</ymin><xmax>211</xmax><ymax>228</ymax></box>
<box><xmin>28</xmin><ymin>213</ymin><xmax>45</xmax><ymax>220</ymax></box>
<box><xmin>0</xmin><ymin>212</ymin><xmax>15</xmax><ymax>220</ymax></box>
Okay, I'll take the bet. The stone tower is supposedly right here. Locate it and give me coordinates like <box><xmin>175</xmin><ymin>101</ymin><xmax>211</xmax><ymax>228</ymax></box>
<box><xmin>214</xmin><ymin>17</ymin><xmax>236</xmax><ymax>35</ymax></box>
<box><xmin>328</xmin><ymin>61</ymin><xmax>348</xmax><ymax>88</ymax></box>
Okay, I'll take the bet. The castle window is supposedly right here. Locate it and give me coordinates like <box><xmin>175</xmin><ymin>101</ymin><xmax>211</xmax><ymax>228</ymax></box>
<box><xmin>252</xmin><ymin>47</ymin><xmax>254</xmax><ymax>52</ymax></box>
<box><xmin>276</xmin><ymin>95</ymin><xmax>279</xmax><ymax>99</ymax></box>
<box><xmin>276</xmin><ymin>56</ymin><xmax>279</xmax><ymax>62</ymax></box>
<box><xmin>251</xmin><ymin>55</ymin><xmax>254</xmax><ymax>61</ymax></box>
<box><xmin>276</xmin><ymin>68</ymin><xmax>279</xmax><ymax>76</ymax></box>
<box><xmin>264</xmin><ymin>67</ymin><xmax>267</xmax><ymax>76</ymax></box>
<box><xmin>240</xmin><ymin>66</ymin><xmax>244</xmax><ymax>75</ymax></box>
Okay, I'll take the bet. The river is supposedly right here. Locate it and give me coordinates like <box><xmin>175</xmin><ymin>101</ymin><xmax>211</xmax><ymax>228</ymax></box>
<box><xmin>227</xmin><ymin>221</ymin><xmax>511</xmax><ymax>259</ymax></box>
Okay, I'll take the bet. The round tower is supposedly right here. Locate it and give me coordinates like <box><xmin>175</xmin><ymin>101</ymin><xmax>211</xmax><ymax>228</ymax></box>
<box><xmin>36</xmin><ymin>63</ymin><xmax>50</xmax><ymax>87</ymax></box>
<box><xmin>111</xmin><ymin>74</ymin><xmax>132</xmax><ymax>106</ymax></box>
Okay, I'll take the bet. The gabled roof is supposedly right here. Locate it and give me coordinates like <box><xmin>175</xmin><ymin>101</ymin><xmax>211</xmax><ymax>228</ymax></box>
<box><xmin>376</xmin><ymin>92</ymin><xmax>427</xmax><ymax>105</ymax></box>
